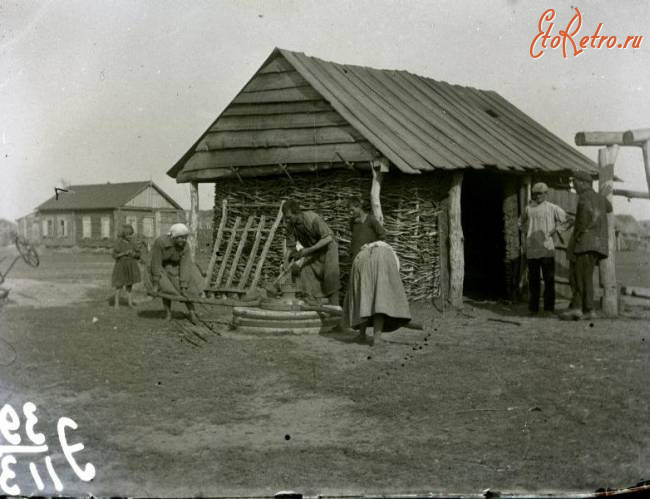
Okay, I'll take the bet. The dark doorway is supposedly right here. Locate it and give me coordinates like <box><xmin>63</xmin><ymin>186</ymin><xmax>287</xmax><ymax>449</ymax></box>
<box><xmin>461</xmin><ymin>172</ymin><xmax>506</xmax><ymax>299</ymax></box>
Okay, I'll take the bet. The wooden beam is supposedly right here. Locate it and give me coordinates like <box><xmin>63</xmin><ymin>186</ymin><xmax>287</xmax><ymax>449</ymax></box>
<box><xmin>370</xmin><ymin>158</ymin><xmax>388</xmax><ymax>224</ymax></box>
<box><xmin>204</xmin><ymin>199</ymin><xmax>227</xmax><ymax>289</ymax></box>
<box><xmin>613</xmin><ymin>189</ymin><xmax>650</xmax><ymax>199</ymax></box>
<box><xmin>188</xmin><ymin>182</ymin><xmax>199</xmax><ymax>260</ymax></box>
<box><xmin>176</xmin><ymin>162</ymin><xmax>372</xmax><ymax>183</ymax></box>
<box><xmin>575</xmin><ymin>131</ymin><xmax>625</xmax><ymax>146</ymax></box>
<box><xmin>222</xmin><ymin>101</ymin><xmax>333</xmax><ymax>117</ymax></box>
<box><xmin>183</xmin><ymin>143</ymin><xmax>376</xmax><ymax>171</ymax></box>
<box><xmin>209</xmin><ymin>111</ymin><xmax>347</xmax><ymax>132</ymax></box>
<box><xmin>231</xmin><ymin>86</ymin><xmax>322</xmax><ymax>105</ymax></box>
<box><xmin>241</xmin><ymin>70</ymin><xmax>308</xmax><ymax>92</ymax></box>
<box><xmin>598</xmin><ymin>146</ymin><xmax>618</xmax><ymax>317</ymax></box>
<box><xmin>448</xmin><ymin>172</ymin><xmax>464</xmax><ymax>308</ymax></box>
<box><xmin>623</xmin><ymin>128</ymin><xmax>650</xmax><ymax>145</ymax></box>
<box><xmin>642</xmin><ymin>141</ymin><xmax>650</xmax><ymax>203</ymax></box>
<box><xmin>198</xmin><ymin>126</ymin><xmax>361</xmax><ymax>150</ymax></box>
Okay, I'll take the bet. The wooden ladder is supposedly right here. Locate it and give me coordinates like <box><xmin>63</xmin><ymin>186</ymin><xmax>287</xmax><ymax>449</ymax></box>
<box><xmin>203</xmin><ymin>199</ymin><xmax>284</xmax><ymax>298</ymax></box>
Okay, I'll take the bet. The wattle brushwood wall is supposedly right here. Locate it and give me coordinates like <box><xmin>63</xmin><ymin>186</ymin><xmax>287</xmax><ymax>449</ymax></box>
<box><xmin>212</xmin><ymin>169</ymin><xmax>451</xmax><ymax>301</ymax></box>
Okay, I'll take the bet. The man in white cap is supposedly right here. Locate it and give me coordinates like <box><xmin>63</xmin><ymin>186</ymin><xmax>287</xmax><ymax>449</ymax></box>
<box><xmin>148</xmin><ymin>223</ymin><xmax>203</xmax><ymax>323</ymax></box>
<box><xmin>520</xmin><ymin>182</ymin><xmax>569</xmax><ymax>315</ymax></box>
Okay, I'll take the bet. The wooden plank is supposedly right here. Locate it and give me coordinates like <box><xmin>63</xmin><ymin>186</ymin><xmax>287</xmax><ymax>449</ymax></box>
<box><xmin>465</xmin><ymin>88</ymin><xmax>569</xmax><ymax>172</ymax></box>
<box><xmin>576</xmin><ymin>131</ymin><xmax>626</xmax><ymax>146</ymax></box>
<box><xmin>414</xmin><ymin>77</ymin><xmax>533</xmax><ymax>170</ymax></box>
<box><xmin>231</xmin><ymin>86</ymin><xmax>322</xmax><ymax>105</ymax></box>
<box><xmin>390</xmin><ymin>71</ymin><xmax>503</xmax><ymax>168</ymax></box>
<box><xmin>222</xmin><ymin>101</ymin><xmax>333</xmax><ymax>117</ymax></box>
<box><xmin>598</xmin><ymin>146</ymin><xmax>618</xmax><ymax>317</ymax></box>
<box><xmin>177</xmin><ymin>162</ymin><xmax>370</xmax><ymax>182</ymax></box>
<box><xmin>189</xmin><ymin>182</ymin><xmax>199</xmax><ymax>259</ymax></box>
<box><xmin>347</xmin><ymin>65</ymin><xmax>474</xmax><ymax>168</ymax></box>
<box><xmin>198</xmin><ymin>126</ymin><xmax>361</xmax><ymax>150</ymax></box>
<box><xmin>238</xmin><ymin>215</ymin><xmax>266</xmax><ymax>289</ymax></box>
<box><xmin>320</xmin><ymin>60</ymin><xmax>436</xmax><ymax>171</ymax></box>
<box><xmin>448</xmin><ymin>172</ymin><xmax>464</xmax><ymax>308</ymax></box>
<box><xmin>259</xmin><ymin>55</ymin><xmax>294</xmax><ymax>74</ymax></box>
<box><xmin>482</xmin><ymin>90</ymin><xmax>593</xmax><ymax>173</ymax></box>
<box><xmin>242</xmin><ymin>70</ymin><xmax>309</xmax><ymax>92</ymax></box>
<box><xmin>204</xmin><ymin>199</ymin><xmax>227</xmax><ymax>288</ymax></box>
<box><xmin>613</xmin><ymin>189</ymin><xmax>649</xmax><ymax>199</ymax></box>
<box><xmin>623</xmin><ymin>128</ymin><xmax>650</xmax><ymax>144</ymax></box>
<box><xmin>184</xmin><ymin>142</ymin><xmax>376</xmax><ymax>171</ymax></box>
<box><xmin>488</xmin><ymin>90</ymin><xmax>597</xmax><ymax>170</ymax></box>
<box><xmin>214</xmin><ymin>216</ymin><xmax>241</xmax><ymax>289</ymax></box>
<box><xmin>282</xmin><ymin>51</ymin><xmax>420</xmax><ymax>174</ymax></box>
<box><xmin>642</xmin><ymin>141</ymin><xmax>650</xmax><ymax>205</ymax></box>
<box><xmin>250</xmin><ymin>202</ymin><xmax>284</xmax><ymax>290</ymax></box>
<box><xmin>225</xmin><ymin>215</ymin><xmax>254</xmax><ymax>288</ymax></box>
<box><xmin>209</xmin><ymin>112</ymin><xmax>348</xmax><ymax>132</ymax></box>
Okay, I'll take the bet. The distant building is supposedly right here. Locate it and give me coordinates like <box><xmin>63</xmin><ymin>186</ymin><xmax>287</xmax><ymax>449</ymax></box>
<box><xmin>0</xmin><ymin>219</ymin><xmax>17</xmax><ymax>247</ymax></box>
<box><xmin>615</xmin><ymin>214</ymin><xmax>643</xmax><ymax>251</ymax></box>
<box><xmin>25</xmin><ymin>181</ymin><xmax>185</xmax><ymax>248</ymax></box>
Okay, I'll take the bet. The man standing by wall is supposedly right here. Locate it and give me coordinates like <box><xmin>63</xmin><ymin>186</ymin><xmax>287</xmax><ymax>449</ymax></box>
<box><xmin>521</xmin><ymin>182</ymin><xmax>568</xmax><ymax>315</ymax></box>
<box><xmin>561</xmin><ymin>172</ymin><xmax>612</xmax><ymax>320</ymax></box>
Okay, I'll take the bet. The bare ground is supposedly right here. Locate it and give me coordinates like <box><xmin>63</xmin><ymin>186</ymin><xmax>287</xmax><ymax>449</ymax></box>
<box><xmin>0</xmin><ymin>249</ymin><xmax>649</xmax><ymax>496</ymax></box>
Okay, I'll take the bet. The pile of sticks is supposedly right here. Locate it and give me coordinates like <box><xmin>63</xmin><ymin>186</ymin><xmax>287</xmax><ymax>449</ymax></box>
<box><xmin>213</xmin><ymin>170</ymin><xmax>445</xmax><ymax>301</ymax></box>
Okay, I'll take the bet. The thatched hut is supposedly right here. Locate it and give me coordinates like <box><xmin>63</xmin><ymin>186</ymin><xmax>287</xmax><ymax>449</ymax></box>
<box><xmin>167</xmin><ymin>48</ymin><xmax>598</xmax><ymax>306</ymax></box>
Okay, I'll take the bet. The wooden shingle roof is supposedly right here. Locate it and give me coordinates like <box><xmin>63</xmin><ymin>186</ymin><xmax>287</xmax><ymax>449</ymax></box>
<box><xmin>37</xmin><ymin>181</ymin><xmax>182</xmax><ymax>211</ymax></box>
<box><xmin>169</xmin><ymin>48</ymin><xmax>598</xmax><ymax>181</ymax></box>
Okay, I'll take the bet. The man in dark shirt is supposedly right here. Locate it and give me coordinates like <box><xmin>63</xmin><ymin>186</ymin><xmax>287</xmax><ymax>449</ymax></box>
<box><xmin>283</xmin><ymin>199</ymin><xmax>340</xmax><ymax>305</ymax></box>
<box><xmin>561</xmin><ymin>171</ymin><xmax>613</xmax><ymax>320</ymax></box>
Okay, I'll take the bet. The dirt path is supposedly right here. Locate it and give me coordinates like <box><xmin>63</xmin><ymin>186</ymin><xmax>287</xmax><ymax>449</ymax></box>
<box><xmin>0</xmin><ymin>251</ymin><xmax>649</xmax><ymax>496</ymax></box>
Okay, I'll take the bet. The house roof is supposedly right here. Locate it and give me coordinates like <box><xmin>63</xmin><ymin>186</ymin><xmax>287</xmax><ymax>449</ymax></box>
<box><xmin>169</xmin><ymin>48</ymin><xmax>598</xmax><ymax>181</ymax></box>
<box><xmin>37</xmin><ymin>181</ymin><xmax>182</xmax><ymax>211</ymax></box>
<box><xmin>615</xmin><ymin>214</ymin><xmax>641</xmax><ymax>235</ymax></box>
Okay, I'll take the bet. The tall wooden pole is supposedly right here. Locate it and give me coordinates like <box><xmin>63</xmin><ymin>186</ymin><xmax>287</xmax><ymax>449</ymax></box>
<box><xmin>189</xmin><ymin>181</ymin><xmax>199</xmax><ymax>259</ymax></box>
<box><xmin>598</xmin><ymin>146</ymin><xmax>618</xmax><ymax>317</ymax></box>
<box><xmin>642</xmin><ymin>141</ymin><xmax>650</xmax><ymax>200</ymax></box>
<box><xmin>370</xmin><ymin>158</ymin><xmax>389</xmax><ymax>224</ymax></box>
<box><xmin>448</xmin><ymin>172</ymin><xmax>464</xmax><ymax>308</ymax></box>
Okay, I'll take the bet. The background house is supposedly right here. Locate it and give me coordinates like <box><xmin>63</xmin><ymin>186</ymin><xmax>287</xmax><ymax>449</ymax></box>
<box><xmin>615</xmin><ymin>214</ymin><xmax>643</xmax><ymax>251</ymax></box>
<box><xmin>0</xmin><ymin>219</ymin><xmax>17</xmax><ymax>247</ymax></box>
<box><xmin>168</xmin><ymin>48</ymin><xmax>599</xmax><ymax>304</ymax></box>
<box><xmin>30</xmin><ymin>181</ymin><xmax>185</xmax><ymax>248</ymax></box>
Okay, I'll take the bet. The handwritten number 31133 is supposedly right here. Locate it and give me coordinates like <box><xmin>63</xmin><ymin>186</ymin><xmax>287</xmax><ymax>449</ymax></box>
<box><xmin>0</xmin><ymin>402</ymin><xmax>95</xmax><ymax>495</ymax></box>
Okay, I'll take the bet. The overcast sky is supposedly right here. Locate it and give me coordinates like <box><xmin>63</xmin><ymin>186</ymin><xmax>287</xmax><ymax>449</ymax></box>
<box><xmin>2</xmin><ymin>0</ymin><xmax>649</xmax><ymax>222</ymax></box>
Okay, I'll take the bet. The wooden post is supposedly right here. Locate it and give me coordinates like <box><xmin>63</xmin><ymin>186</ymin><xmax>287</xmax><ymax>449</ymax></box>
<box><xmin>642</xmin><ymin>141</ymin><xmax>650</xmax><ymax>201</ymax></box>
<box><xmin>370</xmin><ymin>157</ymin><xmax>389</xmax><ymax>224</ymax></box>
<box><xmin>189</xmin><ymin>181</ymin><xmax>199</xmax><ymax>259</ymax></box>
<box><xmin>517</xmin><ymin>176</ymin><xmax>531</xmax><ymax>298</ymax></box>
<box><xmin>448</xmin><ymin>172</ymin><xmax>464</xmax><ymax>308</ymax></box>
<box><xmin>598</xmin><ymin>146</ymin><xmax>618</xmax><ymax>317</ymax></box>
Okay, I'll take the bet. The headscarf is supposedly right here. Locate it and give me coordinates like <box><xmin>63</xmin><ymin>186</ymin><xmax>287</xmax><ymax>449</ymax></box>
<box><xmin>168</xmin><ymin>223</ymin><xmax>190</xmax><ymax>238</ymax></box>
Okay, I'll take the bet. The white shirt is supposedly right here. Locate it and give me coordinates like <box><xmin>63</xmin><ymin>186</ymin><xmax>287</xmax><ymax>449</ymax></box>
<box><xmin>524</xmin><ymin>200</ymin><xmax>567</xmax><ymax>259</ymax></box>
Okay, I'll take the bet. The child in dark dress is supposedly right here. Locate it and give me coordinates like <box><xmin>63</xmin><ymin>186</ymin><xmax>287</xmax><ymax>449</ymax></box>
<box><xmin>112</xmin><ymin>224</ymin><xmax>141</xmax><ymax>308</ymax></box>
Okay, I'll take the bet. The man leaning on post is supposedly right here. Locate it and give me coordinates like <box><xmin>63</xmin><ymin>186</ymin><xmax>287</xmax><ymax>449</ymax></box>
<box><xmin>561</xmin><ymin>171</ymin><xmax>613</xmax><ymax>321</ymax></box>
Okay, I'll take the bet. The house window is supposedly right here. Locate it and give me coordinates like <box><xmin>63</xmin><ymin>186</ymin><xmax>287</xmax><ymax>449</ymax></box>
<box><xmin>43</xmin><ymin>218</ymin><xmax>53</xmax><ymax>238</ymax></box>
<box><xmin>101</xmin><ymin>216</ymin><xmax>110</xmax><ymax>239</ymax></box>
<box><xmin>125</xmin><ymin>215</ymin><xmax>138</xmax><ymax>234</ymax></box>
<box><xmin>82</xmin><ymin>216</ymin><xmax>92</xmax><ymax>238</ymax></box>
<box><xmin>142</xmin><ymin>217</ymin><xmax>154</xmax><ymax>238</ymax></box>
<box><xmin>58</xmin><ymin>218</ymin><xmax>68</xmax><ymax>237</ymax></box>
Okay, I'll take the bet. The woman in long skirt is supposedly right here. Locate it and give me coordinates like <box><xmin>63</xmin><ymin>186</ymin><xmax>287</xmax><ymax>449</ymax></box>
<box><xmin>112</xmin><ymin>224</ymin><xmax>141</xmax><ymax>308</ymax></box>
<box><xmin>343</xmin><ymin>197</ymin><xmax>411</xmax><ymax>346</ymax></box>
